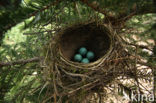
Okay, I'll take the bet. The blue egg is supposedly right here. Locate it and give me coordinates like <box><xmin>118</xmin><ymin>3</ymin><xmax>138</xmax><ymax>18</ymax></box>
<box><xmin>79</xmin><ymin>47</ymin><xmax>87</xmax><ymax>56</ymax></box>
<box><xmin>74</xmin><ymin>54</ymin><xmax>82</xmax><ymax>62</ymax></box>
<box><xmin>86</xmin><ymin>51</ymin><xmax>95</xmax><ymax>60</ymax></box>
<box><xmin>81</xmin><ymin>58</ymin><xmax>89</xmax><ymax>63</ymax></box>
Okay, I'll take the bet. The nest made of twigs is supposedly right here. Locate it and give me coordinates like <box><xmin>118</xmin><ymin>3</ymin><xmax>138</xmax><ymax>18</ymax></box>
<box><xmin>44</xmin><ymin>21</ymin><xmax>134</xmax><ymax>103</ymax></box>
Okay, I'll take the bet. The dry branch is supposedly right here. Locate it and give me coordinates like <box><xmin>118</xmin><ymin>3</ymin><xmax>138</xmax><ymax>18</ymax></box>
<box><xmin>0</xmin><ymin>57</ymin><xmax>41</xmax><ymax>67</ymax></box>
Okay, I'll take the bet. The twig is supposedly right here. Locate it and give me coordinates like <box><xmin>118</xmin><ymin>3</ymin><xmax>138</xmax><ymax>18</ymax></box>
<box><xmin>61</xmin><ymin>68</ymin><xmax>90</xmax><ymax>78</ymax></box>
<box><xmin>74</xmin><ymin>2</ymin><xmax>82</xmax><ymax>18</ymax></box>
<box><xmin>42</xmin><ymin>2</ymin><xmax>67</xmax><ymax>26</ymax></box>
<box><xmin>68</xmin><ymin>79</ymin><xmax>100</xmax><ymax>94</ymax></box>
<box><xmin>122</xmin><ymin>37</ymin><xmax>153</xmax><ymax>51</ymax></box>
<box><xmin>127</xmin><ymin>43</ymin><xmax>153</xmax><ymax>51</ymax></box>
<box><xmin>29</xmin><ymin>0</ymin><xmax>61</xmax><ymax>17</ymax></box>
<box><xmin>23</xmin><ymin>29</ymin><xmax>60</xmax><ymax>35</ymax></box>
<box><xmin>80</xmin><ymin>0</ymin><xmax>110</xmax><ymax>18</ymax></box>
<box><xmin>0</xmin><ymin>57</ymin><xmax>41</xmax><ymax>67</ymax></box>
<box><xmin>137</xmin><ymin>61</ymin><xmax>156</xmax><ymax>69</ymax></box>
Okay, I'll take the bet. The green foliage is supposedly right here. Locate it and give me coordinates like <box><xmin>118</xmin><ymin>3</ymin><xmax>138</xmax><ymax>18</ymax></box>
<box><xmin>0</xmin><ymin>18</ymin><xmax>48</xmax><ymax>102</ymax></box>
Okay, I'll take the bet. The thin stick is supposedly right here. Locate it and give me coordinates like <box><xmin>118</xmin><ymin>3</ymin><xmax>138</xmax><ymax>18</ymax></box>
<box><xmin>0</xmin><ymin>57</ymin><xmax>41</xmax><ymax>67</ymax></box>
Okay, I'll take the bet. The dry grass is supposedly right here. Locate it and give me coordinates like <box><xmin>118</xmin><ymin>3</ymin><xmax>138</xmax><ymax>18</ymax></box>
<box><xmin>41</xmin><ymin>21</ymin><xmax>154</xmax><ymax>103</ymax></box>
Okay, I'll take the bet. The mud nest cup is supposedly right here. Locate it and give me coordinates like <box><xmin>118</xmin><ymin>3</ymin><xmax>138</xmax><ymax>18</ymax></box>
<box><xmin>45</xmin><ymin>21</ymin><xmax>131</xmax><ymax>102</ymax></box>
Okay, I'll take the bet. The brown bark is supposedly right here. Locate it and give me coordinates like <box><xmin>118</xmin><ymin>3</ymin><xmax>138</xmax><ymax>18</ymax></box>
<box><xmin>0</xmin><ymin>57</ymin><xmax>41</xmax><ymax>68</ymax></box>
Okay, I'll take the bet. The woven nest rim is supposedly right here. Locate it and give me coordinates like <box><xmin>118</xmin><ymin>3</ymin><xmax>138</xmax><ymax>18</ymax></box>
<box><xmin>57</xmin><ymin>21</ymin><xmax>115</xmax><ymax>68</ymax></box>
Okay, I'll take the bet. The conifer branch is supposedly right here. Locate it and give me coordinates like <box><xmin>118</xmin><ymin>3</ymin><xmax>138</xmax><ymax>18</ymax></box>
<box><xmin>0</xmin><ymin>57</ymin><xmax>41</xmax><ymax>67</ymax></box>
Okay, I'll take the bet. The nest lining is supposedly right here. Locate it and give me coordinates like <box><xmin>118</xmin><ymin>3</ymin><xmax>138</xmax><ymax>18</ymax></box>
<box><xmin>59</xmin><ymin>23</ymin><xmax>112</xmax><ymax>62</ymax></box>
<box><xmin>56</xmin><ymin>22</ymin><xmax>115</xmax><ymax>69</ymax></box>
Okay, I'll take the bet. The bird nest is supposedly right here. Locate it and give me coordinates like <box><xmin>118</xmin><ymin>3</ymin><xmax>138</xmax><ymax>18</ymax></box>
<box><xmin>43</xmin><ymin>21</ymin><xmax>136</xmax><ymax>102</ymax></box>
